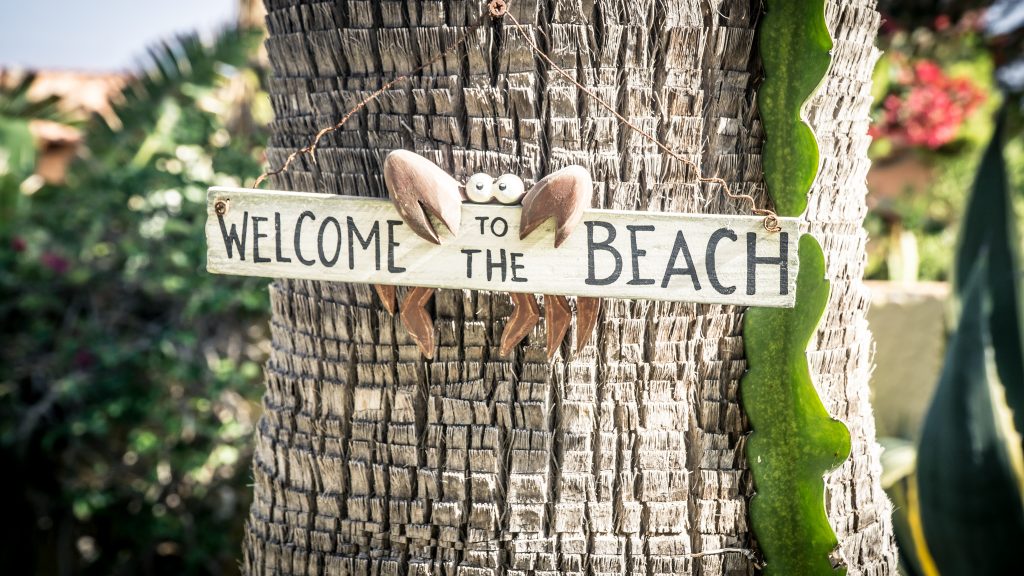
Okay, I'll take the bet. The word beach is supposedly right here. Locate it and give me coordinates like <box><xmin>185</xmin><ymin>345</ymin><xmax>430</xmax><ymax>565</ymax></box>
<box><xmin>205</xmin><ymin>187</ymin><xmax>800</xmax><ymax>308</ymax></box>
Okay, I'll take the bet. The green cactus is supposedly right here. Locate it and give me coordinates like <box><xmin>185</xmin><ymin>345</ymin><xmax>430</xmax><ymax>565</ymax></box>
<box><xmin>758</xmin><ymin>0</ymin><xmax>832</xmax><ymax>218</ymax></box>
<box><xmin>743</xmin><ymin>0</ymin><xmax>852</xmax><ymax>573</ymax></box>
<box><xmin>744</xmin><ymin>235</ymin><xmax>852</xmax><ymax>575</ymax></box>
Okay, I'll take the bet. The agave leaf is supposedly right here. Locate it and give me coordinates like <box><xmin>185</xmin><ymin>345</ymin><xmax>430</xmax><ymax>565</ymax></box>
<box><xmin>953</xmin><ymin>109</ymin><xmax>1024</xmax><ymax>435</ymax></box>
<box><xmin>917</xmin><ymin>253</ymin><xmax>1024</xmax><ymax>574</ymax></box>
<box><xmin>743</xmin><ymin>235</ymin><xmax>852</xmax><ymax>575</ymax></box>
<box><xmin>878</xmin><ymin>438</ymin><xmax>938</xmax><ymax>576</ymax></box>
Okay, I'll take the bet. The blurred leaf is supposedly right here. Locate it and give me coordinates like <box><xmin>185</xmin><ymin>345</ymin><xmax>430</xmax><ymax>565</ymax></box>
<box><xmin>0</xmin><ymin>71</ymin><xmax>64</xmax><ymax>123</ymax></box>
<box><xmin>954</xmin><ymin>108</ymin><xmax>1024</xmax><ymax>436</ymax></box>
<box><xmin>878</xmin><ymin>438</ymin><xmax>937</xmax><ymax>576</ymax></box>
<box><xmin>0</xmin><ymin>117</ymin><xmax>36</xmax><ymax>177</ymax></box>
<box><xmin>879</xmin><ymin>436</ymin><xmax>917</xmax><ymax>489</ymax></box>
<box><xmin>985</xmin><ymin>0</ymin><xmax>1024</xmax><ymax>38</ymax></box>
<box><xmin>871</xmin><ymin>53</ymin><xmax>893</xmax><ymax>105</ymax></box>
<box><xmin>917</xmin><ymin>253</ymin><xmax>1024</xmax><ymax>574</ymax></box>
<box><xmin>0</xmin><ymin>117</ymin><xmax>35</xmax><ymax>232</ymax></box>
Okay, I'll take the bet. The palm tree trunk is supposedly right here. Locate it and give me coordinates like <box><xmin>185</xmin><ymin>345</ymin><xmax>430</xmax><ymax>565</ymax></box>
<box><xmin>244</xmin><ymin>1</ymin><xmax>897</xmax><ymax>574</ymax></box>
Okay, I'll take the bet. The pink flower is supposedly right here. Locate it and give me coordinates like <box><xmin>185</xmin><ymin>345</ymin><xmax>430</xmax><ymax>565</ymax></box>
<box><xmin>41</xmin><ymin>251</ymin><xmax>70</xmax><ymax>275</ymax></box>
<box><xmin>11</xmin><ymin>237</ymin><xmax>26</xmax><ymax>253</ymax></box>
<box><xmin>913</xmin><ymin>60</ymin><xmax>944</xmax><ymax>84</ymax></box>
<box><xmin>74</xmin><ymin>348</ymin><xmax>96</xmax><ymax>370</ymax></box>
<box><xmin>871</xmin><ymin>58</ymin><xmax>986</xmax><ymax>150</ymax></box>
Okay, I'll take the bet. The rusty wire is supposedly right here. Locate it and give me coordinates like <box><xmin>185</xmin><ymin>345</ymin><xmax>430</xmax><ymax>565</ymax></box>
<box><xmin>255</xmin><ymin>0</ymin><xmax>781</xmax><ymax>232</ymax></box>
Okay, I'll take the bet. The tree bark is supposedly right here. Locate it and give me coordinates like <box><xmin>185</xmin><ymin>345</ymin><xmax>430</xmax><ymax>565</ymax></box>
<box><xmin>245</xmin><ymin>1</ymin><xmax>898</xmax><ymax>574</ymax></box>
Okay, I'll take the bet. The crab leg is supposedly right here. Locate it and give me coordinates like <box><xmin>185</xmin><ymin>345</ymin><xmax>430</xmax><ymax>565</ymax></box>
<box><xmin>499</xmin><ymin>292</ymin><xmax>541</xmax><ymax>358</ymax></box>
<box><xmin>544</xmin><ymin>295</ymin><xmax>572</xmax><ymax>360</ymax></box>
<box><xmin>399</xmin><ymin>286</ymin><xmax>436</xmax><ymax>359</ymax></box>
<box><xmin>575</xmin><ymin>297</ymin><xmax>602</xmax><ymax>350</ymax></box>
<box><xmin>374</xmin><ymin>285</ymin><xmax>397</xmax><ymax>314</ymax></box>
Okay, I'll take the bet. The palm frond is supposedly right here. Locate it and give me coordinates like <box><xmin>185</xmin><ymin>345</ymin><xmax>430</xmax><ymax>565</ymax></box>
<box><xmin>86</xmin><ymin>26</ymin><xmax>264</xmax><ymax>154</ymax></box>
<box><xmin>0</xmin><ymin>70</ymin><xmax>65</xmax><ymax>123</ymax></box>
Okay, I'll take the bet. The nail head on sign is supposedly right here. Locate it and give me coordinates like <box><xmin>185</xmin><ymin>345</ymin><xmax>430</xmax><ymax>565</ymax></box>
<box><xmin>215</xmin><ymin>199</ymin><xmax>229</xmax><ymax>216</ymax></box>
<box><xmin>489</xmin><ymin>0</ymin><xmax>508</xmax><ymax>18</ymax></box>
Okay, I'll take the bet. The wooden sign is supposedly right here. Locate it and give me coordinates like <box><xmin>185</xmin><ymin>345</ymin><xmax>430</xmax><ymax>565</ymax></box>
<box><xmin>205</xmin><ymin>186</ymin><xmax>799</xmax><ymax>307</ymax></box>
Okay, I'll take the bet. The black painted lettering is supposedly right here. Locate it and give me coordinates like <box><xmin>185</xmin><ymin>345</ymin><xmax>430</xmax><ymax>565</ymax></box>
<box><xmin>510</xmin><ymin>252</ymin><xmax>528</xmax><ymax>282</ymax></box>
<box><xmin>626</xmin><ymin>225</ymin><xmax>655</xmax><ymax>286</ymax></box>
<box><xmin>661</xmin><ymin>231</ymin><xmax>701</xmax><ymax>290</ymax></box>
<box><xmin>294</xmin><ymin>211</ymin><xmax>315</xmax><ymax>266</ymax></box>
<box><xmin>347</xmin><ymin>217</ymin><xmax>381</xmax><ymax>271</ymax></box>
<box><xmin>252</xmin><ymin>216</ymin><xmax>271</xmax><ymax>263</ymax></box>
<box><xmin>475</xmin><ymin>216</ymin><xmax>489</xmax><ymax>235</ymax></box>
<box><xmin>462</xmin><ymin>249</ymin><xmax>481</xmax><ymax>278</ymax></box>
<box><xmin>486</xmin><ymin>249</ymin><xmax>507</xmax><ymax>282</ymax></box>
<box><xmin>318</xmin><ymin>217</ymin><xmax>342</xmax><ymax>267</ymax></box>
<box><xmin>274</xmin><ymin>212</ymin><xmax>292</xmax><ymax>263</ymax></box>
<box><xmin>386</xmin><ymin>220</ymin><xmax>407</xmax><ymax>273</ymax></box>
<box><xmin>746</xmin><ymin>232</ymin><xmax>789</xmax><ymax>296</ymax></box>
<box><xmin>706</xmin><ymin>228</ymin><xmax>737</xmax><ymax>295</ymax></box>
<box><xmin>218</xmin><ymin>211</ymin><xmax>248</xmax><ymax>260</ymax></box>
<box><xmin>585</xmin><ymin>221</ymin><xmax>622</xmax><ymax>286</ymax></box>
<box><xmin>490</xmin><ymin>217</ymin><xmax>508</xmax><ymax>238</ymax></box>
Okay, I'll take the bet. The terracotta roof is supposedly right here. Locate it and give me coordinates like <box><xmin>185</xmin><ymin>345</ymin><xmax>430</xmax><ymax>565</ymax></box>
<box><xmin>2</xmin><ymin>69</ymin><xmax>128</xmax><ymax>183</ymax></box>
<box><xmin>22</xmin><ymin>69</ymin><xmax>127</xmax><ymax>127</ymax></box>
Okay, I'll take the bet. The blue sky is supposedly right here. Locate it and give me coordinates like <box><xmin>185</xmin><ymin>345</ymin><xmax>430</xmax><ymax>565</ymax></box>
<box><xmin>0</xmin><ymin>0</ymin><xmax>237</xmax><ymax>71</ymax></box>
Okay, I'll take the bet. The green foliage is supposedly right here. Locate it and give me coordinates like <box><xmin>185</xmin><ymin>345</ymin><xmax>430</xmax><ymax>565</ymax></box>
<box><xmin>757</xmin><ymin>0</ymin><xmax>832</xmax><ymax>217</ymax></box>
<box><xmin>0</xmin><ymin>71</ymin><xmax>66</xmax><ymax>235</ymax></box>
<box><xmin>746</xmin><ymin>1</ymin><xmax>850</xmax><ymax>573</ymax></box>
<box><xmin>743</xmin><ymin>236</ymin><xmax>852</xmax><ymax>575</ymax></box>
<box><xmin>0</xmin><ymin>28</ymin><xmax>271</xmax><ymax>575</ymax></box>
<box><xmin>916</xmin><ymin>108</ymin><xmax>1024</xmax><ymax>574</ymax></box>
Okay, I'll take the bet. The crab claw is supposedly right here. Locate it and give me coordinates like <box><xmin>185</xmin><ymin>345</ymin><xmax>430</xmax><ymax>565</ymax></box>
<box><xmin>383</xmin><ymin>150</ymin><xmax>464</xmax><ymax>244</ymax></box>
<box><xmin>545</xmin><ymin>295</ymin><xmax>572</xmax><ymax>360</ymax></box>
<box><xmin>575</xmin><ymin>297</ymin><xmax>601</xmax><ymax>350</ymax></box>
<box><xmin>374</xmin><ymin>284</ymin><xmax>397</xmax><ymax>315</ymax></box>
<box><xmin>500</xmin><ymin>292</ymin><xmax>541</xmax><ymax>358</ymax></box>
<box><xmin>519</xmin><ymin>165</ymin><xmax>593</xmax><ymax>248</ymax></box>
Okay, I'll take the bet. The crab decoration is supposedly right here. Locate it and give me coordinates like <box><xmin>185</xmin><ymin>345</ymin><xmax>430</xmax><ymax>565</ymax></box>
<box><xmin>373</xmin><ymin>150</ymin><xmax>601</xmax><ymax>360</ymax></box>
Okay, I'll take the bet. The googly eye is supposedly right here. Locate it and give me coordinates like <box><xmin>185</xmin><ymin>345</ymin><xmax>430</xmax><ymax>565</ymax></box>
<box><xmin>465</xmin><ymin>173</ymin><xmax>495</xmax><ymax>203</ymax></box>
<box><xmin>493</xmin><ymin>174</ymin><xmax>526</xmax><ymax>205</ymax></box>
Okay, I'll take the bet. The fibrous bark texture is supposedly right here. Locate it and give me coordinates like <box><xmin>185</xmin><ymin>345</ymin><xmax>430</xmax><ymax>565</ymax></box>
<box><xmin>245</xmin><ymin>1</ymin><xmax>897</xmax><ymax>575</ymax></box>
<box><xmin>807</xmin><ymin>2</ymin><xmax>898</xmax><ymax>573</ymax></box>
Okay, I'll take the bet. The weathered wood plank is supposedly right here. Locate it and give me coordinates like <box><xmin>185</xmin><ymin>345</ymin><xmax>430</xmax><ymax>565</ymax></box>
<box><xmin>207</xmin><ymin>186</ymin><xmax>800</xmax><ymax>307</ymax></box>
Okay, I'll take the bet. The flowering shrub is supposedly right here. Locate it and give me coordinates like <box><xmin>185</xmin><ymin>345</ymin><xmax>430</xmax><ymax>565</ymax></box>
<box><xmin>871</xmin><ymin>59</ymin><xmax>986</xmax><ymax>150</ymax></box>
<box><xmin>1</xmin><ymin>29</ymin><xmax>272</xmax><ymax>575</ymax></box>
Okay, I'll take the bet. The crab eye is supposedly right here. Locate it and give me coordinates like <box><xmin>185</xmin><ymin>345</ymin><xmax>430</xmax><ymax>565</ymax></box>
<box><xmin>493</xmin><ymin>174</ymin><xmax>526</xmax><ymax>205</ymax></box>
<box><xmin>465</xmin><ymin>173</ymin><xmax>495</xmax><ymax>203</ymax></box>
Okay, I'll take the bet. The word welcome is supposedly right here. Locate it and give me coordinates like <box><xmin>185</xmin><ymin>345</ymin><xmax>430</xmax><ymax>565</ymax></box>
<box><xmin>206</xmin><ymin>187</ymin><xmax>800</xmax><ymax>307</ymax></box>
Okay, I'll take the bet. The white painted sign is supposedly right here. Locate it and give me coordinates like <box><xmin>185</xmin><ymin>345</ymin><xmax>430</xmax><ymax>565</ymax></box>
<box><xmin>205</xmin><ymin>187</ymin><xmax>800</xmax><ymax>307</ymax></box>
